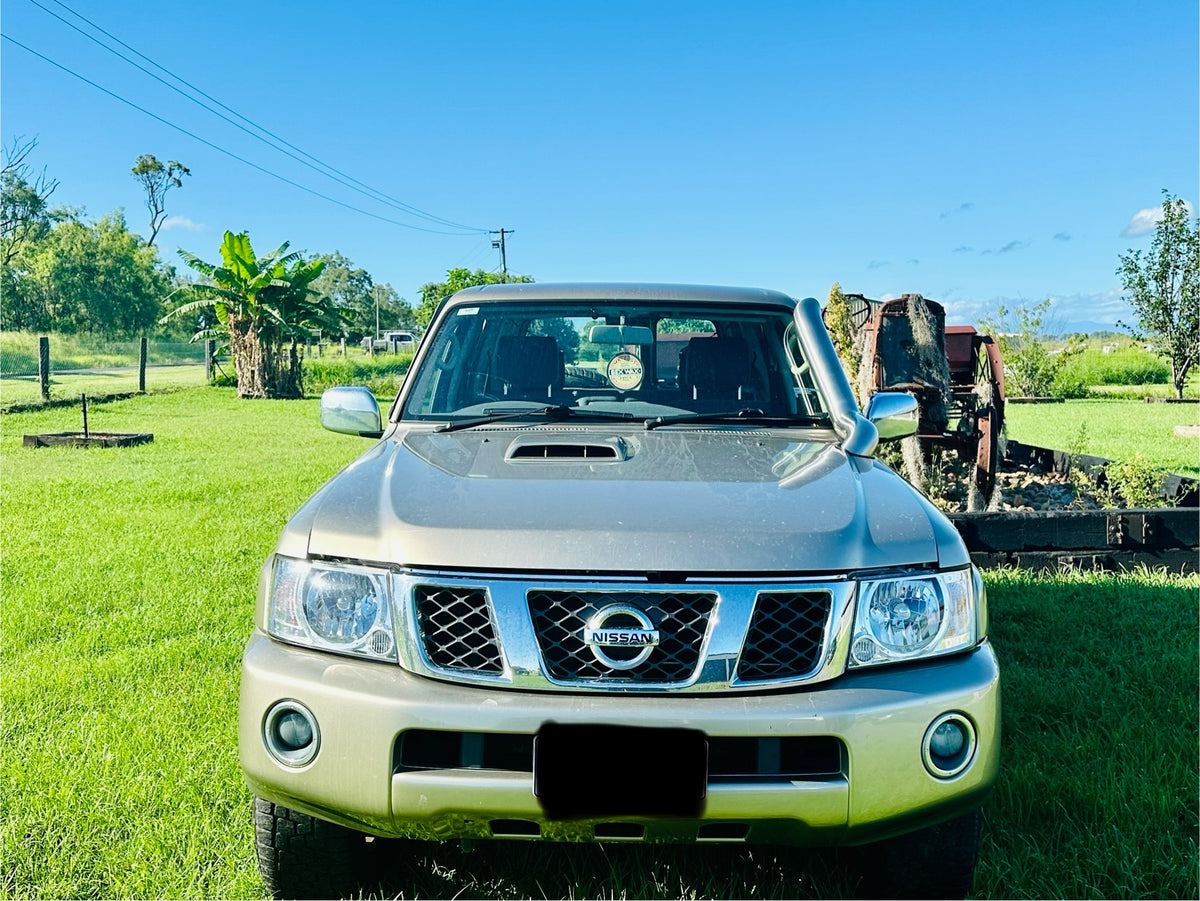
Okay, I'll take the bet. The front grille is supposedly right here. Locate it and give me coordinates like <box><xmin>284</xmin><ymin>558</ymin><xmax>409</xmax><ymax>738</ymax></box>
<box><xmin>415</xmin><ymin>585</ymin><xmax>504</xmax><ymax>674</ymax></box>
<box><xmin>736</xmin><ymin>592</ymin><xmax>832</xmax><ymax>681</ymax></box>
<box><xmin>528</xmin><ymin>591</ymin><xmax>715</xmax><ymax>683</ymax></box>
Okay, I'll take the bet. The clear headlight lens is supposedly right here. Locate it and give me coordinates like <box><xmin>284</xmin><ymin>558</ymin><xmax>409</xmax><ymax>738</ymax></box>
<box><xmin>268</xmin><ymin>556</ymin><xmax>396</xmax><ymax>661</ymax></box>
<box><xmin>849</xmin><ymin>568</ymin><xmax>981</xmax><ymax>668</ymax></box>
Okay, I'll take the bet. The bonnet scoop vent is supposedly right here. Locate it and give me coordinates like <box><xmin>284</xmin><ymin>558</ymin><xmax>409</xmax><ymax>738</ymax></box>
<box><xmin>505</xmin><ymin>436</ymin><xmax>630</xmax><ymax>462</ymax></box>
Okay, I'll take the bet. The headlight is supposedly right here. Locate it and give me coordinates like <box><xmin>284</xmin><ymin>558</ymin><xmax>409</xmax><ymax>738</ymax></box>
<box><xmin>848</xmin><ymin>568</ymin><xmax>983</xmax><ymax>668</ymax></box>
<box><xmin>268</xmin><ymin>556</ymin><xmax>396</xmax><ymax>661</ymax></box>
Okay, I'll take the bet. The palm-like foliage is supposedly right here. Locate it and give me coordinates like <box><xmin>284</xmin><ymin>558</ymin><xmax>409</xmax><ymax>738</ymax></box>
<box><xmin>163</xmin><ymin>231</ymin><xmax>342</xmax><ymax>398</ymax></box>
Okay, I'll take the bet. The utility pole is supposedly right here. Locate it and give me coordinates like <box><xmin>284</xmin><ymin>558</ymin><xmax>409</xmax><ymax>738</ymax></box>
<box><xmin>490</xmin><ymin>228</ymin><xmax>513</xmax><ymax>279</ymax></box>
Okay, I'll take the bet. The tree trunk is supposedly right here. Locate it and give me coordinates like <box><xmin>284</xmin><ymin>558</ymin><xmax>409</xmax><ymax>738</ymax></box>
<box><xmin>228</xmin><ymin>316</ymin><xmax>266</xmax><ymax>398</ymax></box>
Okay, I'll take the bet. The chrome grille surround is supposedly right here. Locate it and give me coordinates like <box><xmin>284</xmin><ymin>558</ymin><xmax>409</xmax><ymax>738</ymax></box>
<box><xmin>392</xmin><ymin>570</ymin><xmax>856</xmax><ymax>693</ymax></box>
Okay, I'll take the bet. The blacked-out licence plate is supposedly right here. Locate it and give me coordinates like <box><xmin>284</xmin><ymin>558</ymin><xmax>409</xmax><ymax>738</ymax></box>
<box><xmin>533</xmin><ymin>722</ymin><xmax>707</xmax><ymax>820</ymax></box>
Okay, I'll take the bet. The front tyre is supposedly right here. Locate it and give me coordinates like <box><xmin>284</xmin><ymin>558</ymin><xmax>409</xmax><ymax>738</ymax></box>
<box><xmin>254</xmin><ymin>797</ymin><xmax>373</xmax><ymax>900</ymax></box>
<box><xmin>856</xmin><ymin>809</ymin><xmax>983</xmax><ymax>900</ymax></box>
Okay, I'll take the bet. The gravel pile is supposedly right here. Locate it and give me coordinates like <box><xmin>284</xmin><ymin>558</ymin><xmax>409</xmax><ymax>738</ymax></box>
<box><xmin>994</xmin><ymin>469</ymin><xmax>1101</xmax><ymax>511</ymax></box>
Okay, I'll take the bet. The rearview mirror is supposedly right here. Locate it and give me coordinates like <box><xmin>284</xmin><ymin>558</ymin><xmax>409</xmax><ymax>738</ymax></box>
<box><xmin>320</xmin><ymin>386</ymin><xmax>384</xmax><ymax>438</ymax></box>
<box><xmin>585</xmin><ymin>324</ymin><xmax>654</xmax><ymax>345</ymax></box>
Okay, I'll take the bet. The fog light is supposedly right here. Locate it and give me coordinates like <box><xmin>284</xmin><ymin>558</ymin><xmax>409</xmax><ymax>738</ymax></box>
<box><xmin>922</xmin><ymin>713</ymin><xmax>976</xmax><ymax>778</ymax></box>
<box><xmin>264</xmin><ymin>701</ymin><xmax>320</xmax><ymax>767</ymax></box>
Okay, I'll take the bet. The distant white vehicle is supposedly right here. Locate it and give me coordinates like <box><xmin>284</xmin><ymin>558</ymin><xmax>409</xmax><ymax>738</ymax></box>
<box><xmin>361</xmin><ymin>330</ymin><xmax>417</xmax><ymax>352</ymax></box>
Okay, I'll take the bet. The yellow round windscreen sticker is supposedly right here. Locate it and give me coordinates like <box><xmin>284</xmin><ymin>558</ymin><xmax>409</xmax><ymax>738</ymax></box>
<box><xmin>606</xmin><ymin>353</ymin><xmax>644</xmax><ymax>390</ymax></box>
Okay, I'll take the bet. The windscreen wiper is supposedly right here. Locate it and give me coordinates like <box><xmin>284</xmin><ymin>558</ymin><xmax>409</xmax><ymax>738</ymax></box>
<box><xmin>643</xmin><ymin>408</ymin><xmax>829</xmax><ymax>431</ymax></box>
<box><xmin>434</xmin><ymin>404</ymin><xmax>638</xmax><ymax>434</ymax></box>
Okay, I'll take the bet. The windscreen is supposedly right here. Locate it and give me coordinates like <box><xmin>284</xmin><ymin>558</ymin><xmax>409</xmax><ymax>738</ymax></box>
<box><xmin>402</xmin><ymin>301</ymin><xmax>830</xmax><ymax>423</ymax></box>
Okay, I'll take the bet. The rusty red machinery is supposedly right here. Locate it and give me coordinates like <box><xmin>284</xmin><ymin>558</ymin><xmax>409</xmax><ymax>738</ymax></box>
<box><xmin>834</xmin><ymin>293</ymin><xmax>1006</xmax><ymax>498</ymax></box>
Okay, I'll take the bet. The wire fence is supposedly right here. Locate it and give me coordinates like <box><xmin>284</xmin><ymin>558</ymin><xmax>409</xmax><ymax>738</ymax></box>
<box><xmin>0</xmin><ymin>334</ymin><xmax>204</xmax><ymax>377</ymax></box>
<box><xmin>0</xmin><ymin>334</ymin><xmax>211</xmax><ymax>410</ymax></box>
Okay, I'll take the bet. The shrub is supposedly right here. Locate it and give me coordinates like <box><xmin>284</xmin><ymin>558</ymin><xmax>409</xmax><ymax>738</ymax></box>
<box><xmin>982</xmin><ymin>300</ymin><xmax>1084</xmax><ymax>397</ymax></box>
<box><xmin>303</xmin><ymin>354</ymin><xmax>412</xmax><ymax>397</ymax></box>
<box><xmin>1104</xmin><ymin>453</ymin><xmax>1172</xmax><ymax>508</ymax></box>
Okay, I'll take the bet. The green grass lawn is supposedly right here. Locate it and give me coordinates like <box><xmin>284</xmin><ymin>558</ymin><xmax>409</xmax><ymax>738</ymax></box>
<box><xmin>2</xmin><ymin>388</ymin><xmax>1196</xmax><ymax>899</ymax></box>
<box><xmin>1004</xmin><ymin>398</ymin><xmax>1200</xmax><ymax>478</ymax></box>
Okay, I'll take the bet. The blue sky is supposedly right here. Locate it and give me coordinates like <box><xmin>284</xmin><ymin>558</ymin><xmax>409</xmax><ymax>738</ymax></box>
<box><xmin>2</xmin><ymin>0</ymin><xmax>1196</xmax><ymax>331</ymax></box>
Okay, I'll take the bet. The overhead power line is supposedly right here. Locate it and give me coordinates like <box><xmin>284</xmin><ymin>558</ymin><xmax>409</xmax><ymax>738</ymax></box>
<box><xmin>35</xmin><ymin>0</ymin><xmax>487</xmax><ymax>235</ymax></box>
<box><xmin>2</xmin><ymin>33</ymin><xmax>485</xmax><ymax>236</ymax></box>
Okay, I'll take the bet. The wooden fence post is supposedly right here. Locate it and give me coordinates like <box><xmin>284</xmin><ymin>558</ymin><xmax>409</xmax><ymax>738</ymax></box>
<box><xmin>205</xmin><ymin>340</ymin><xmax>216</xmax><ymax>383</ymax></box>
<box><xmin>38</xmin><ymin>336</ymin><xmax>50</xmax><ymax>401</ymax></box>
<box><xmin>138</xmin><ymin>337</ymin><xmax>148</xmax><ymax>393</ymax></box>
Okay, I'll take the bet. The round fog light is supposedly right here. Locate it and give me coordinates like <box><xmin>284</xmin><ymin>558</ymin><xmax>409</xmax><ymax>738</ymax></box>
<box><xmin>264</xmin><ymin>701</ymin><xmax>320</xmax><ymax>768</ymax></box>
<box><xmin>922</xmin><ymin>713</ymin><xmax>976</xmax><ymax>778</ymax></box>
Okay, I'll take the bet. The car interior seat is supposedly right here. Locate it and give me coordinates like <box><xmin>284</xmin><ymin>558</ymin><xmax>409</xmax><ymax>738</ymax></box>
<box><xmin>495</xmin><ymin>335</ymin><xmax>564</xmax><ymax>401</ymax></box>
<box><xmin>678</xmin><ymin>336</ymin><xmax>753</xmax><ymax>402</ymax></box>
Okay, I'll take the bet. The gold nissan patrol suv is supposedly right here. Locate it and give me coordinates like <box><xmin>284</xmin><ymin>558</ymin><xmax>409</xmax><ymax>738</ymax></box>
<box><xmin>239</xmin><ymin>284</ymin><xmax>1000</xmax><ymax>898</ymax></box>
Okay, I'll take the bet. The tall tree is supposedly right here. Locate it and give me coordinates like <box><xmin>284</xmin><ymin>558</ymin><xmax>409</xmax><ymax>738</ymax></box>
<box><xmin>311</xmin><ymin>251</ymin><xmax>414</xmax><ymax>340</ymax></box>
<box><xmin>163</xmin><ymin>231</ymin><xmax>340</xmax><ymax>398</ymax></box>
<box><xmin>3</xmin><ymin>211</ymin><xmax>169</xmax><ymax>335</ymax></box>
<box><xmin>132</xmin><ymin>154</ymin><xmax>190</xmax><ymax>248</ymax></box>
<box><xmin>1</xmin><ymin>137</ymin><xmax>60</xmax><ymax>267</ymax></box>
<box><xmin>416</xmin><ymin>267</ymin><xmax>533</xmax><ymax>326</ymax></box>
<box><xmin>1117</xmin><ymin>191</ymin><xmax>1199</xmax><ymax>399</ymax></box>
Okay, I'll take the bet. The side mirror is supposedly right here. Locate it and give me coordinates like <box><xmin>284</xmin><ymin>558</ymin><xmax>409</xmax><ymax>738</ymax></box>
<box><xmin>865</xmin><ymin>391</ymin><xmax>918</xmax><ymax>442</ymax></box>
<box><xmin>320</xmin><ymin>386</ymin><xmax>384</xmax><ymax>438</ymax></box>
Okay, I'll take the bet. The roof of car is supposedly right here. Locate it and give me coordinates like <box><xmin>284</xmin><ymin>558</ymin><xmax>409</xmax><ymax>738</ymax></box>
<box><xmin>445</xmin><ymin>282</ymin><xmax>801</xmax><ymax>308</ymax></box>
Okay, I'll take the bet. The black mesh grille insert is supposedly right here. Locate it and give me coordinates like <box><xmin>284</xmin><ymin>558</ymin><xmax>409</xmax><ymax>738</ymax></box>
<box><xmin>415</xmin><ymin>585</ymin><xmax>504</xmax><ymax>674</ymax></box>
<box><xmin>528</xmin><ymin>591</ymin><xmax>715</xmax><ymax>683</ymax></box>
<box><xmin>736</xmin><ymin>591</ymin><xmax>832</xmax><ymax>682</ymax></box>
<box><xmin>393</xmin><ymin>729</ymin><xmax>844</xmax><ymax>782</ymax></box>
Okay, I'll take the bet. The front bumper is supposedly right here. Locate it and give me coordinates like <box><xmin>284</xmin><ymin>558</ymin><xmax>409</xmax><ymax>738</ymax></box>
<box><xmin>239</xmin><ymin>633</ymin><xmax>1000</xmax><ymax>846</ymax></box>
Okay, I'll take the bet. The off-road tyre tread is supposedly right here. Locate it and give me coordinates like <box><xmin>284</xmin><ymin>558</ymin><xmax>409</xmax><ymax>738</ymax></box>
<box><xmin>254</xmin><ymin>797</ymin><xmax>366</xmax><ymax>900</ymax></box>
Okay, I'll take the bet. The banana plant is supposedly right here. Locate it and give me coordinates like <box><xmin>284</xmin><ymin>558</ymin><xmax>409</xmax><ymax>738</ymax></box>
<box><xmin>162</xmin><ymin>230</ymin><xmax>343</xmax><ymax>398</ymax></box>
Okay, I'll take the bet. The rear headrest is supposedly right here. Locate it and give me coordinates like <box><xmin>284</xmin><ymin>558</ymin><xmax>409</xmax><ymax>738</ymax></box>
<box><xmin>680</xmin><ymin>336</ymin><xmax>751</xmax><ymax>396</ymax></box>
<box><xmin>496</xmin><ymin>335</ymin><xmax>562</xmax><ymax>397</ymax></box>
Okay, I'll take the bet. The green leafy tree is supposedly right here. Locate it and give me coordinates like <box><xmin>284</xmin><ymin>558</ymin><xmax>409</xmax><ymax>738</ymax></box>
<box><xmin>162</xmin><ymin>231</ymin><xmax>339</xmax><ymax>398</ymax></box>
<box><xmin>981</xmin><ymin>299</ymin><xmax>1084</xmax><ymax>398</ymax></box>
<box><xmin>311</xmin><ymin>251</ymin><xmax>414</xmax><ymax>340</ymax></box>
<box><xmin>4</xmin><ymin>210</ymin><xmax>169</xmax><ymax>335</ymax></box>
<box><xmin>416</xmin><ymin>267</ymin><xmax>533</xmax><ymax>327</ymax></box>
<box><xmin>530</xmin><ymin>317</ymin><xmax>581</xmax><ymax>364</ymax></box>
<box><xmin>132</xmin><ymin>154</ymin><xmax>190</xmax><ymax>248</ymax></box>
<box><xmin>1117</xmin><ymin>191</ymin><xmax>1199</xmax><ymax>399</ymax></box>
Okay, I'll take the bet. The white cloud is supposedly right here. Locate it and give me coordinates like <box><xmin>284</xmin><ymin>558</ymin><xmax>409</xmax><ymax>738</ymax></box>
<box><xmin>1122</xmin><ymin>199</ymin><xmax>1195</xmax><ymax>237</ymax></box>
<box><xmin>160</xmin><ymin>216</ymin><xmax>207</xmax><ymax>232</ymax></box>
